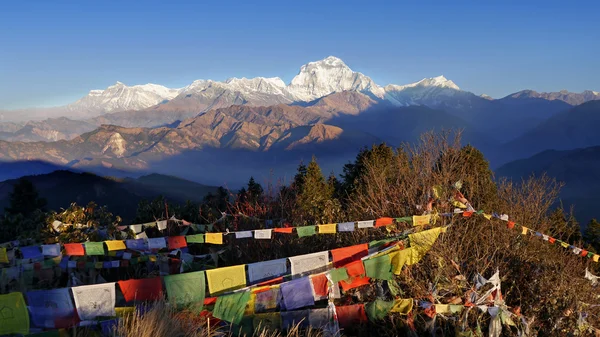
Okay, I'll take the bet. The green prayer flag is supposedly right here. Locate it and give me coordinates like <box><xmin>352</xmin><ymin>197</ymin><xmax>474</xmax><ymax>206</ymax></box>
<box><xmin>186</xmin><ymin>234</ymin><xmax>204</xmax><ymax>244</ymax></box>
<box><xmin>365</xmin><ymin>299</ymin><xmax>394</xmax><ymax>321</ymax></box>
<box><xmin>297</xmin><ymin>226</ymin><xmax>316</xmax><ymax>238</ymax></box>
<box><xmin>213</xmin><ymin>291</ymin><xmax>251</xmax><ymax>325</ymax></box>
<box><xmin>0</xmin><ymin>292</ymin><xmax>30</xmax><ymax>336</ymax></box>
<box><xmin>395</xmin><ymin>216</ymin><xmax>412</xmax><ymax>223</ymax></box>
<box><xmin>85</xmin><ymin>242</ymin><xmax>105</xmax><ymax>256</ymax></box>
<box><xmin>364</xmin><ymin>254</ymin><xmax>393</xmax><ymax>280</ymax></box>
<box><xmin>330</xmin><ymin>267</ymin><xmax>349</xmax><ymax>283</ymax></box>
<box><xmin>368</xmin><ymin>238</ymin><xmax>395</xmax><ymax>248</ymax></box>
<box><xmin>164</xmin><ymin>271</ymin><xmax>206</xmax><ymax>312</ymax></box>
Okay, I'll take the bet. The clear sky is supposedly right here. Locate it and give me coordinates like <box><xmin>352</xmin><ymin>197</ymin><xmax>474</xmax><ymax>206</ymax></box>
<box><xmin>1</xmin><ymin>0</ymin><xmax>598</xmax><ymax>109</ymax></box>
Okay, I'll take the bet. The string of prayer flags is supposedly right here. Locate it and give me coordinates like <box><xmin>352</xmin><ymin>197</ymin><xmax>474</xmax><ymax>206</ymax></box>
<box><xmin>247</xmin><ymin>258</ymin><xmax>287</xmax><ymax>284</ymax></box>
<box><xmin>296</xmin><ymin>226</ymin><xmax>316</xmax><ymax>238</ymax></box>
<box><xmin>64</xmin><ymin>243</ymin><xmax>85</xmax><ymax>256</ymax></box>
<box><xmin>288</xmin><ymin>251</ymin><xmax>329</xmax><ymax>278</ymax></box>
<box><xmin>364</xmin><ymin>254</ymin><xmax>393</xmax><ymax>280</ymax></box>
<box><xmin>337</xmin><ymin>222</ymin><xmax>355</xmax><ymax>232</ymax></box>
<box><xmin>84</xmin><ymin>242</ymin><xmax>105</xmax><ymax>256</ymax></box>
<box><xmin>206</xmin><ymin>265</ymin><xmax>247</xmax><ymax>295</ymax></box>
<box><xmin>105</xmin><ymin>240</ymin><xmax>126</xmax><ymax>251</ymax></box>
<box><xmin>0</xmin><ymin>292</ymin><xmax>30</xmax><ymax>336</ymax></box>
<box><xmin>280</xmin><ymin>277</ymin><xmax>315</xmax><ymax>310</ymax></box>
<box><xmin>213</xmin><ymin>291</ymin><xmax>251</xmax><ymax>325</ymax></box>
<box><xmin>72</xmin><ymin>283</ymin><xmax>116</xmax><ymax>320</ymax></box>
<box><xmin>118</xmin><ymin>277</ymin><xmax>163</xmax><ymax>302</ymax></box>
<box><xmin>254</xmin><ymin>229</ymin><xmax>273</xmax><ymax>240</ymax></box>
<box><xmin>331</xmin><ymin>244</ymin><xmax>368</xmax><ymax>268</ymax></box>
<box><xmin>318</xmin><ymin>224</ymin><xmax>337</xmax><ymax>234</ymax></box>
<box><xmin>25</xmin><ymin>288</ymin><xmax>76</xmax><ymax>328</ymax></box>
<box><xmin>390</xmin><ymin>298</ymin><xmax>413</xmax><ymax>314</ymax></box>
<box><xmin>164</xmin><ymin>271</ymin><xmax>206</xmax><ymax>312</ymax></box>
<box><xmin>235</xmin><ymin>231</ymin><xmax>253</xmax><ymax>239</ymax></box>
<box><xmin>205</xmin><ymin>233</ymin><xmax>223</xmax><ymax>245</ymax></box>
<box><xmin>167</xmin><ymin>236</ymin><xmax>187</xmax><ymax>250</ymax></box>
<box><xmin>412</xmin><ymin>214</ymin><xmax>431</xmax><ymax>227</ymax></box>
<box><xmin>336</xmin><ymin>303</ymin><xmax>368</xmax><ymax>328</ymax></box>
<box><xmin>365</xmin><ymin>299</ymin><xmax>394</xmax><ymax>321</ymax></box>
<box><xmin>41</xmin><ymin>244</ymin><xmax>61</xmax><ymax>257</ymax></box>
<box><xmin>357</xmin><ymin>220</ymin><xmax>374</xmax><ymax>228</ymax></box>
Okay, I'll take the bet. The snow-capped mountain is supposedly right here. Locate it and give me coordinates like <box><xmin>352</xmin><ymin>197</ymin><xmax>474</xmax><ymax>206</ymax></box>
<box><xmin>287</xmin><ymin>56</ymin><xmax>385</xmax><ymax>101</ymax></box>
<box><xmin>65</xmin><ymin>82</ymin><xmax>181</xmax><ymax>119</ymax></box>
<box><xmin>384</xmin><ymin>75</ymin><xmax>462</xmax><ymax>106</ymax></box>
<box><xmin>504</xmin><ymin>89</ymin><xmax>600</xmax><ymax>106</ymax></box>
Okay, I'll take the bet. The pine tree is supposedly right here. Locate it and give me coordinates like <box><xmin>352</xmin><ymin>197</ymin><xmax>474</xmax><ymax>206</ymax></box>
<box><xmin>584</xmin><ymin>219</ymin><xmax>600</xmax><ymax>252</ymax></box>
<box><xmin>247</xmin><ymin>177</ymin><xmax>264</xmax><ymax>204</ymax></box>
<box><xmin>296</xmin><ymin>157</ymin><xmax>331</xmax><ymax>223</ymax></box>
<box><xmin>341</xmin><ymin>143</ymin><xmax>396</xmax><ymax>197</ymax></box>
<box><xmin>5</xmin><ymin>178</ymin><xmax>47</xmax><ymax>216</ymax></box>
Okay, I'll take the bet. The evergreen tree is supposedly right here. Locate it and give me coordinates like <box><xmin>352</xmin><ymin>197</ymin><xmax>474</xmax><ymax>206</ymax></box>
<box><xmin>456</xmin><ymin>145</ymin><xmax>498</xmax><ymax>209</ymax></box>
<box><xmin>292</xmin><ymin>162</ymin><xmax>308</xmax><ymax>192</ymax></box>
<box><xmin>5</xmin><ymin>178</ymin><xmax>47</xmax><ymax>216</ymax></box>
<box><xmin>246</xmin><ymin>177</ymin><xmax>264</xmax><ymax>204</ymax></box>
<box><xmin>296</xmin><ymin>157</ymin><xmax>340</xmax><ymax>223</ymax></box>
<box><xmin>584</xmin><ymin>219</ymin><xmax>600</xmax><ymax>252</ymax></box>
<box><xmin>549</xmin><ymin>208</ymin><xmax>582</xmax><ymax>243</ymax></box>
<box><xmin>341</xmin><ymin>143</ymin><xmax>396</xmax><ymax>197</ymax></box>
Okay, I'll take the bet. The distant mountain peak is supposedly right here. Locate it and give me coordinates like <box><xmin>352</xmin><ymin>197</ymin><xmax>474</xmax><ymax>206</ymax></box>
<box><xmin>506</xmin><ymin>89</ymin><xmax>600</xmax><ymax>105</ymax></box>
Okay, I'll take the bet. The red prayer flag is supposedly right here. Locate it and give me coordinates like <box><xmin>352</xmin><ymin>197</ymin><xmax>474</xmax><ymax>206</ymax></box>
<box><xmin>375</xmin><ymin>217</ymin><xmax>394</xmax><ymax>227</ymax></box>
<box><xmin>274</xmin><ymin>227</ymin><xmax>293</xmax><ymax>234</ymax></box>
<box><xmin>331</xmin><ymin>244</ymin><xmax>368</xmax><ymax>268</ymax></box>
<box><xmin>64</xmin><ymin>243</ymin><xmax>85</xmax><ymax>256</ymax></box>
<box><xmin>462</xmin><ymin>211</ymin><xmax>474</xmax><ymax>218</ymax></box>
<box><xmin>507</xmin><ymin>221</ymin><xmax>516</xmax><ymax>229</ymax></box>
<box><xmin>549</xmin><ymin>237</ymin><xmax>556</xmax><ymax>244</ymax></box>
<box><xmin>118</xmin><ymin>277</ymin><xmax>163</xmax><ymax>302</ymax></box>
<box><xmin>168</xmin><ymin>236</ymin><xmax>187</xmax><ymax>250</ymax></box>
<box><xmin>203</xmin><ymin>297</ymin><xmax>217</xmax><ymax>306</ymax></box>
<box><xmin>311</xmin><ymin>274</ymin><xmax>328</xmax><ymax>298</ymax></box>
<box><xmin>336</xmin><ymin>304</ymin><xmax>368</xmax><ymax>328</ymax></box>
<box><xmin>345</xmin><ymin>260</ymin><xmax>366</xmax><ymax>277</ymax></box>
<box><xmin>581</xmin><ymin>249</ymin><xmax>588</xmax><ymax>257</ymax></box>
<box><xmin>339</xmin><ymin>276</ymin><xmax>370</xmax><ymax>292</ymax></box>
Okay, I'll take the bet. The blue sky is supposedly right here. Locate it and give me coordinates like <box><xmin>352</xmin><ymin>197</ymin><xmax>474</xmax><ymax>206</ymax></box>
<box><xmin>0</xmin><ymin>0</ymin><xmax>598</xmax><ymax>109</ymax></box>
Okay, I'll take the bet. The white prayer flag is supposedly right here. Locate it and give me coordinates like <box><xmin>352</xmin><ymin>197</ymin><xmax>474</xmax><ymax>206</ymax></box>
<box><xmin>135</xmin><ymin>231</ymin><xmax>148</xmax><ymax>240</ymax></box>
<box><xmin>72</xmin><ymin>283</ymin><xmax>116</xmax><ymax>320</ymax></box>
<box><xmin>357</xmin><ymin>220</ymin><xmax>374</xmax><ymax>228</ymax></box>
<box><xmin>254</xmin><ymin>229</ymin><xmax>273</xmax><ymax>240</ymax></box>
<box><xmin>288</xmin><ymin>251</ymin><xmax>329</xmax><ymax>278</ymax></box>
<box><xmin>157</xmin><ymin>220</ymin><xmax>168</xmax><ymax>230</ymax></box>
<box><xmin>130</xmin><ymin>224</ymin><xmax>143</xmax><ymax>233</ymax></box>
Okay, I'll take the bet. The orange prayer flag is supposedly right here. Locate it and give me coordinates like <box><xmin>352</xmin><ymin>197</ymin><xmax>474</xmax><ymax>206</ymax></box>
<box><xmin>462</xmin><ymin>211</ymin><xmax>474</xmax><ymax>218</ymax></box>
<box><xmin>64</xmin><ymin>243</ymin><xmax>85</xmax><ymax>256</ymax></box>
<box><xmin>507</xmin><ymin>221</ymin><xmax>516</xmax><ymax>229</ymax></box>
<box><xmin>336</xmin><ymin>304</ymin><xmax>368</xmax><ymax>328</ymax></box>
<box><xmin>274</xmin><ymin>227</ymin><xmax>293</xmax><ymax>234</ymax></box>
<box><xmin>168</xmin><ymin>236</ymin><xmax>187</xmax><ymax>250</ymax></box>
<box><xmin>118</xmin><ymin>277</ymin><xmax>163</xmax><ymax>302</ymax></box>
<box><xmin>311</xmin><ymin>274</ymin><xmax>329</xmax><ymax>298</ymax></box>
<box><xmin>581</xmin><ymin>249</ymin><xmax>588</xmax><ymax>257</ymax></box>
<box><xmin>339</xmin><ymin>276</ymin><xmax>370</xmax><ymax>292</ymax></box>
<box><xmin>331</xmin><ymin>244</ymin><xmax>369</xmax><ymax>268</ymax></box>
<box><xmin>345</xmin><ymin>260</ymin><xmax>366</xmax><ymax>277</ymax></box>
<box><xmin>204</xmin><ymin>297</ymin><xmax>217</xmax><ymax>306</ymax></box>
<box><xmin>548</xmin><ymin>237</ymin><xmax>556</xmax><ymax>244</ymax></box>
<box><xmin>375</xmin><ymin>217</ymin><xmax>394</xmax><ymax>227</ymax></box>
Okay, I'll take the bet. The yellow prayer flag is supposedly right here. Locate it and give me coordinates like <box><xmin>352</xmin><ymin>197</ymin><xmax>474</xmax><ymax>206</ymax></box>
<box><xmin>450</xmin><ymin>305</ymin><xmax>463</xmax><ymax>313</ymax></box>
<box><xmin>0</xmin><ymin>247</ymin><xmax>8</xmax><ymax>264</ymax></box>
<box><xmin>318</xmin><ymin>224</ymin><xmax>337</xmax><ymax>234</ymax></box>
<box><xmin>412</xmin><ymin>214</ymin><xmax>431</xmax><ymax>227</ymax></box>
<box><xmin>115</xmin><ymin>307</ymin><xmax>135</xmax><ymax>318</ymax></box>
<box><xmin>105</xmin><ymin>240</ymin><xmax>126</xmax><ymax>251</ymax></box>
<box><xmin>483</xmin><ymin>213</ymin><xmax>492</xmax><ymax>220</ymax></box>
<box><xmin>408</xmin><ymin>227</ymin><xmax>444</xmax><ymax>264</ymax></box>
<box><xmin>435</xmin><ymin>304</ymin><xmax>451</xmax><ymax>314</ymax></box>
<box><xmin>521</xmin><ymin>226</ymin><xmax>528</xmax><ymax>235</ymax></box>
<box><xmin>560</xmin><ymin>241</ymin><xmax>569</xmax><ymax>248</ymax></box>
<box><xmin>390</xmin><ymin>298</ymin><xmax>413</xmax><ymax>315</ymax></box>
<box><xmin>205</xmin><ymin>233</ymin><xmax>223</xmax><ymax>245</ymax></box>
<box><xmin>452</xmin><ymin>200</ymin><xmax>467</xmax><ymax>209</ymax></box>
<box><xmin>0</xmin><ymin>292</ymin><xmax>30</xmax><ymax>336</ymax></box>
<box><xmin>206</xmin><ymin>265</ymin><xmax>247</xmax><ymax>295</ymax></box>
<box><xmin>594</xmin><ymin>255</ymin><xmax>600</xmax><ymax>263</ymax></box>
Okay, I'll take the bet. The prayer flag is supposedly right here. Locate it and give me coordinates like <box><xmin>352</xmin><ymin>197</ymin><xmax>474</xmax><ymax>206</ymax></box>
<box><xmin>594</xmin><ymin>255</ymin><xmax>600</xmax><ymax>263</ymax></box>
<box><xmin>64</xmin><ymin>243</ymin><xmax>85</xmax><ymax>256</ymax></box>
<box><xmin>0</xmin><ymin>292</ymin><xmax>30</xmax><ymax>336</ymax></box>
<box><xmin>318</xmin><ymin>224</ymin><xmax>337</xmax><ymax>234</ymax></box>
<box><xmin>395</xmin><ymin>216</ymin><xmax>412</xmax><ymax>223</ymax></box>
<box><xmin>310</xmin><ymin>274</ymin><xmax>329</xmax><ymax>300</ymax></box>
<box><xmin>105</xmin><ymin>240</ymin><xmax>126</xmax><ymax>251</ymax></box>
<box><xmin>213</xmin><ymin>291</ymin><xmax>250</xmax><ymax>324</ymax></box>
<box><xmin>164</xmin><ymin>271</ymin><xmax>205</xmax><ymax>312</ymax></box>
<box><xmin>330</xmin><ymin>267</ymin><xmax>349</xmax><ymax>283</ymax></box>
<box><xmin>254</xmin><ymin>286</ymin><xmax>280</xmax><ymax>313</ymax></box>
<box><xmin>331</xmin><ymin>244</ymin><xmax>368</xmax><ymax>268</ymax></box>
<box><xmin>274</xmin><ymin>227</ymin><xmax>293</xmax><ymax>234</ymax></box>
<box><xmin>205</xmin><ymin>233</ymin><xmax>223</xmax><ymax>244</ymax></box>
<box><xmin>375</xmin><ymin>217</ymin><xmax>393</xmax><ymax>227</ymax></box>
<box><xmin>282</xmin><ymin>310</ymin><xmax>310</xmax><ymax>330</ymax></box>
<box><xmin>26</xmin><ymin>288</ymin><xmax>76</xmax><ymax>328</ymax></box>
<box><xmin>167</xmin><ymin>236</ymin><xmax>187</xmax><ymax>250</ymax></box>
<box><xmin>84</xmin><ymin>242</ymin><xmax>105</xmax><ymax>256</ymax></box>
<box><xmin>72</xmin><ymin>283</ymin><xmax>116</xmax><ymax>320</ymax></box>
<box><xmin>412</xmin><ymin>214</ymin><xmax>431</xmax><ymax>226</ymax></box>
<box><xmin>135</xmin><ymin>231</ymin><xmax>148</xmax><ymax>240</ymax></box>
<box><xmin>118</xmin><ymin>277</ymin><xmax>163</xmax><ymax>302</ymax></box>
<box><xmin>205</xmin><ymin>265</ymin><xmax>247</xmax><ymax>295</ymax></box>
<box><xmin>364</xmin><ymin>254</ymin><xmax>393</xmax><ymax>280</ymax></box>
<box><xmin>130</xmin><ymin>224</ymin><xmax>143</xmax><ymax>233</ymax></box>
<box><xmin>390</xmin><ymin>298</ymin><xmax>413</xmax><ymax>314</ymax></box>
<box><xmin>346</xmin><ymin>260</ymin><xmax>366</xmax><ymax>277</ymax></box>
<box><xmin>0</xmin><ymin>247</ymin><xmax>8</xmax><ymax>263</ymax></box>
<box><xmin>254</xmin><ymin>229</ymin><xmax>273</xmax><ymax>239</ymax></box>
<box><xmin>235</xmin><ymin>231</ymin><xmax>252</xmax><ymax>239</ymax></box>
<box><xmin>186</xmin><ymin>234</ymin><xmax>204</xmax><ymax>243</ymax></box>
<box><xmin>336</xmin><ymin>304</ymin><xmax>367</xmax><ymax>328</ymax></box>
<box><xmin>339</xmin><ymin>276</ymin><xmax>370</xmax><ymax>292</ymax></box>
<box><xmin>157</xmin><ymin>220</ymin><xmax>168</xmax><ymax>230</ymax></box>
<box><xmin>357</xmin><ymin>220</ymin><xmax>374</xmax><ymax>228</ymax></box>
<box><xmin>247</xmin><ymin>258</ymin><xmax>287</xmax><ymax>284</ymax></box>
<box><xmin>288</xmin><ymin>251</ymin><xmax>329</xmax><ymax>278</ymax></box>
<box><xmin>507</xmin><ymin>221</ymin><xmax>515</xmax><ymax>229</ymax></box>
<box><xmin>521</xmin><ymin>226</ymin><xmax>529</xmax><ymax>235</ymax></box>
<box><xmin>280</xmin><ymin>277</ymin><xmax>314</xmax><ymax>310</ymax></box>
<box><xmin>483</xmin><ymin>213</ymin><xmax>492</xmax><ymax>220</ymax></box>
<box><xmin>365</xmin><ymin>299</ymin><xmax>394</xmax><ymax>321</ymax></box>
<box><xmin>126</xmin><ymin>239</ymin><xmax>147</xmax><ymax>250</ymax></box>
<box><xmin>20</xmin><ymin>245</ymin><xmax>43</xmax><ymax>260</ymax></box>
<box><xmin>41</xmin><ymin>244</ymin><xmax>61</xmax><ymax>257</ymax></box>
<box><xmin>296</xmin><ymin>226</ymin><xmax>316</xmax><ymax>238</ymax></box>
<box><xmin>337</xmin><ymin>222</ymin><xmax>355</xmax><ymax>232</ymax></box>
<box><xmin>408</xmin><ymin>227</ymin><xmax>444</xmax><ymax>264</ymax></box>
<box><xmin>147</xmin><ymin>238</ymin><xmax>166</xmax><ymax>250</ymax></box>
